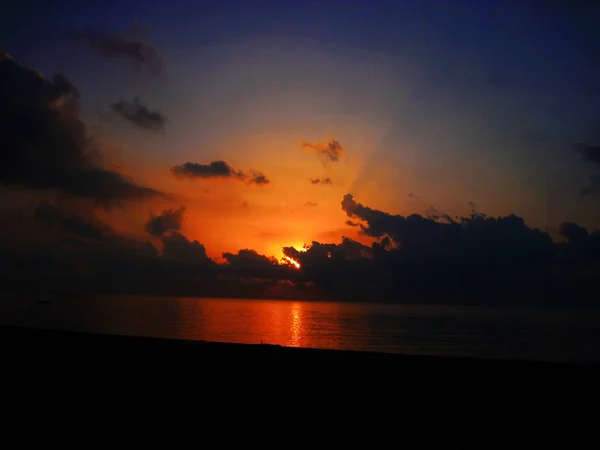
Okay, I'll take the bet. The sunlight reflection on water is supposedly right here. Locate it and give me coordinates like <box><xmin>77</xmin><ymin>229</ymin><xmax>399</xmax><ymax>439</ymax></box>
<box><xmin>290</xmin><ymin>303</ymin><xmax>303</xmax><ymax>348</ymax></box>
<box><xmin>1</xmin><ymin>294</ymin><xmax>599</xmax><ymax>363</ymax></box>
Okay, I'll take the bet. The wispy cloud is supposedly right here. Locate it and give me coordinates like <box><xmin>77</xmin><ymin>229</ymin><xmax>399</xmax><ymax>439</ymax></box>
<box><xmin>302</xmin><ymin>138</ymin><xmax>344</xmax><ymax>166</ymax></box>
<box><xmin>66</xmin><ymin>26</ymin><xmax>162</xmax><ymax>75</ymax></box>
<box><xmin>170</xmin><ymin>161</ymin><xmax>270</xmax><ymax>186</ymax></box>
<box><xmin>110</xmin><ymin>97</ymin><xmax>166</xmax><ymax>131</ymax></box>
<box><xmin>171</xmin><ymin>161</ymin><xmax>245</xmax><ymax>180</ymax></box>
<box><xmin>310</xmin><ymin>177</ymin><xmax>332</xmax><ymax>185</ymax></box>
<box><xmin>249</xmin><ymin>170</ymin><xmax>270</xmax><ymax>186</ymax></box>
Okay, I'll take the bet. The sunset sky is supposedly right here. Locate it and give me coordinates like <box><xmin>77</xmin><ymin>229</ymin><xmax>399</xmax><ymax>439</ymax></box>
<box><xmin>2</xmin><ymin>1</ymin><xmax>600</xmax><ymax>303</ymax></box>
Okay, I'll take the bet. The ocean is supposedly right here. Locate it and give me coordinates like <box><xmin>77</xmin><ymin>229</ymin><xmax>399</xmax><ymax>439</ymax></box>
<box><xmin>1</xmin><ymin>294</ymin><xmax>598</xmax><ymax>364</ymax></box>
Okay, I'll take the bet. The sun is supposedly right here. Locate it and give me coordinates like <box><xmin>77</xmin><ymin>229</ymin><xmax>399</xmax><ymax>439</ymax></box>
<box><xmin>273</xmin><ymin>242</ymin><xmax>307</xmax><ymax>269</ymax></box>
<box><xmin>282</xmin><ymin>256</ymin><xmax>301</xmax><ymax>269</ymax></box>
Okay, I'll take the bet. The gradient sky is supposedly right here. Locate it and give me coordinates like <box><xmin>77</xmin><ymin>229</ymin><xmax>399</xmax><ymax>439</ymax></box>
<box><xmin>3</xmin><ymin>0</ymin><xmax>600</xmax><ymax>261</ymax></box>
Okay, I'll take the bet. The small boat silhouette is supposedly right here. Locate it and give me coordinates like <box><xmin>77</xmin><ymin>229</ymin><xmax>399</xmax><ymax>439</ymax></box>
<box><xmin>38</xmin><ymin>289</ymin><xmax>58</xmax><ymax>305</ymax></box>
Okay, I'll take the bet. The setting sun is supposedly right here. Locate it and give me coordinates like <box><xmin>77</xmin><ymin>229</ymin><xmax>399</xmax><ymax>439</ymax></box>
<box><xmin>282</xmin><ymin>256</ymin><xmax>301</xmax><ymax>269</ymax></box>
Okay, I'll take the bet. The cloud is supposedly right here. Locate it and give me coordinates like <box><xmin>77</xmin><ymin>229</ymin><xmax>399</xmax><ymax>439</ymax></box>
<box><xmin>3</xmin><ymin>184</ymin><xmax>600</xmax><ymax>304</ymax></box>
<box><xmin>0</xmin><ymin>191</ymin><xmax>301</xmax><ymax>299</ymax></box>
<box><xmin>170</xmin><ymin>161</ymin><xmax>270</xmax><ymax>186</ymax></box>
<box><xmin>425</xmin><ymin>205</ymin><xmax>460</xmax><ymax>223</ymax></box>
<box><xmin>558</xmin><ymin>222</ymin><xmax>588</xmax><ymax>242</ymax></box>
<box><xmin>284</xmin><ymin>238</ymin><xmax>372</xmax><ymax>265</ymax></box>
<box><xmin>304</xmin><ymin>202</ymin><xmax>318</xmax><ymax>207</ymax></box>
<box><xmin>342</xmin><ymin>193</ymin><xmax>555</xmax><ymax>267</ymax></box>
<box><xmin>146</xmin><ymin>207</ymin><xmax>184</xmax><ymax>237</ymax></box>
<box><xmin>161</xmin><ymin>232</ymin><xmax>213</xmax><ymax>267</ymax></box>
<box><xmin>66</xmin><ymin>27</ymin><xmax>162</xmax><ymax>75</ymax></box>
<box><xmin>576</xmin><ymin>143</ymin><xmax>600</xmax><ymax>165</ymax></box>
<box><xmin>4</xmin><ymin>202</ymin><xmax>222</xmax><ymax>292</ymax></box>
<box><xmin>345</xmin><ymin>220</ymin><xmax>359</xmax><ymax>227</ymax></box>
<box><xmin>0</xmin><ymin>50</ymin><xmax>164</xmax><ymax>203</ymax></box>
<box><xmin>33</xmin><ymin>200</ymin><xmax>115</xmax><ymax>241</ymax></box>
<box><xmin>575</xmin><ymin>143</ymin><xmax>600</xmax><ymax>195</ymax></box>
<box><xmin>0</xmin><ymin>193</ymin><xmax>161</xmax><ymax>284</ymax></box>
<box><xmin>555</xmin><ymin>221</ymin><xmax>600</xmax><ymax>267</ymax></box>
<box><xmin>171</xmin><ymin>161</ymin><xmax>244</xmax><ymax>180</ymax></box>
<box><xmin>223</xmin><ymin>249</ymin><xmax>297</xmax><ymax>279</ymax></box>
<box><xmin>310</xmin><ymin>177</ymin><xmax>332</xmax><ymax>185</ymax></box>
<box><xmin>581</xmin><ymin>174</ymin><xmax>600</xmax><ymax>196</ymax></box>
<box><xmin>278</xmin><ymin>195</ymin><xmax>600</xmax><ymax>304</ymax></box>
<box><xmin>302</xmin><ymin>138</ymin><xmax>344</xmax><ymax>166</ymax></box>
<box><xmin>110</xmin><ymin>97</ymin><xmax>166</xmax><ymax>131</ymax></box>
<box><xmin>248</xmin><ymin>170</ymin><xmax>270</xmax><ymax>185</ymax></box>
<box><xmin>143</xmin><ymin>208</ymin><xmax>215</xmax><ymax>273</ymax></box>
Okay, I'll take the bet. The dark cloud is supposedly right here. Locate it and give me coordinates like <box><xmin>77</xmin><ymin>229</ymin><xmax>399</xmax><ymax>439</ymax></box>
<box><xmin>425</xmin><ymin>206</ymin><xmax>457</xmax><ymax>223</ymax></box>
<box><xmin>248</xmin><ymin>170</ymin><xmax>270</xmax><ymax>185</ymax></box>
<box><xmin>310</xmin><ymin>177</ymin><xmax>332</xmax><ymax>185</ymax></box>
<box><xmin>282</xmin><ymin>238</ymin><xmax>375</xmax><ymax>298</ymax></box>
<box><xmin>558</xmin><ymin>222</ymin><xmax>588</xmax><ymax>242</ymax></box>
<box><xmin>0</xmin><ymin>195</ymin><xmax>297</xmax><ymax>299</ymax></box>
<box><xmin>581</xmin><ymin>174</ymin><xmax>600</xmax><ymax>196</ymax></box>
<box><xmin>2</xmin><ymin>188</ymin><xmax>600</xmax><ymax>305</ymax></box>
<box><xmin>60</xmin><ymin>169</ymin><xmax>163</xmax><ymax>203</ymax></box>
<box><xmin>342</xmin><ymin>195</ymin><xmax>556</xmax><ymax>301</ymax></box>
<box><xmin>556</xmin><ymin>222</ymin><xmax>600</xmax><ymax>266</ymax></box>
<box><xmin>341</xmin><ymin>194</ymin><xmax>552</xmax><ymax>264</ymax></box>
<box><xmin>170</xmin><ymin>161</ymin><xmax>245</xmax><ymax>180</ymax></box>
<box><xmin>3</xmin><ymin>202</ymin><xmax>222</xmax><ymax>293</ymax></box>
<box><xmin>161</xmin><ymin>232</ymin><xmax>213</xmax><ymax>266</ymax></box>
<box><xmin>33</xmin><ymin>200</ymin><xmax>114</xmax><ymax>241</ymax></box>
<box><xmin>223</xmin><ymin>249</ymin><xmax>297</xmax><ymax>279</ymax></box>
<box><xmin>143</xmin><ymin>208</ymin><xmax>209</xmax><ymax>261</ymax></box>
<box><xmin>305</xmin><ymin>201</ymin><xmax>318</xmax><ymax>207</ymax></box>
<box><xmin>171</xmin><ymin>161</ymin><xmax>270</xmax><ymax>186</ymax></box>
<box><xmin>146</xmin><ymin>207</ymin><xmax>184</xmax><ymax>237</ymax></box>
<box><xmin>142</xmin><ymin>208</ymin><xmax>216</xmax><ymax>275</ymax></box>
<box><xmin>317</xmin><ymin>193</ymin><xmax>597</xmax><ymax>303</ymax></box>
<box><xmin>0</xmin><ymin>196</ymin><xmax>161</xmax><ymax>289</ymax></box>
<box><xmin>110</xmin><ymin>97</ymin><xmax>166</xmax><ymax>131</ymax></box>
<box><xmin>66</xmin><ymin>27</ymin><xmax>162</xmax><ymax>75</ymax></box>
<box><xmin>0</xmin><ymin>50</ymin><xmax>164</xmax><ymax>203</ymax></box>
<box><xmin>576</xmin><ymin>143</ymin><xmax>600</xmax><ymax>165</ymax></box>
<box><xmin>302</xmin><ymin>138</ymin><xmax>344</xmax><ymax>165</ymax></box>
<box><xmin>284</xmin><ymin>238</ymin><xmax>372</xmax><ymax>265</ymax></box>
<box><xmin>345</xmin><ymin>220</ymin><xmax>359</xmax><ymax>227</ymax></box>
<box><xmin>575</xmin><ymin>143</ymin><xmax>600</xmax><ymax>195</ymax></box>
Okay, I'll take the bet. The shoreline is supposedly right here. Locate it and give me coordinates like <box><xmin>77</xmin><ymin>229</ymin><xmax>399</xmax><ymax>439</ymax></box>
<box><xmin>1</xmin><ymin>325</ymin><xmax>596</xmax><ymax>369</ymax></box>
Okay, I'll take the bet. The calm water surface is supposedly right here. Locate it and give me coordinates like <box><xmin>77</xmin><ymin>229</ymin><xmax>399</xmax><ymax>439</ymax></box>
<box><xmin>1</xmin><ymin>295</ymin><xmax>599</xmax><ymax>363</ymax></box>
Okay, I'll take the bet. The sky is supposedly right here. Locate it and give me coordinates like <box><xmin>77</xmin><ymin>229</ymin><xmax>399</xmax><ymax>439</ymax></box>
<box><xmin>1</xmin><ymin>0</ymin><xmax>600</xmax><ymax>303</ymax></box>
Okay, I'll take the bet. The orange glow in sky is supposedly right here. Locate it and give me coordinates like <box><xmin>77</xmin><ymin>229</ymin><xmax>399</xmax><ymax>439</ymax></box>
<box><xmin>15</xmin><ymin>15</ymin><xmax>598</xmax><ymax>274</ymax></box>
<box><xmin>104</xmin><ymin>127</ymin><xmax>391</xmax><ymax>261</ymax></box>
<box><xmin>95</xmin><ymin>65</ymin><xmax>547</xmax><ymax>262</ymax></box>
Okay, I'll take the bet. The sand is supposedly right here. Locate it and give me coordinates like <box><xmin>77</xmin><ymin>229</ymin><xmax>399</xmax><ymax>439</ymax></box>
<box><xmin>1</xmin><ymin>325</ymin><xmax>597</xmax><ymax>371</ymax></box>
